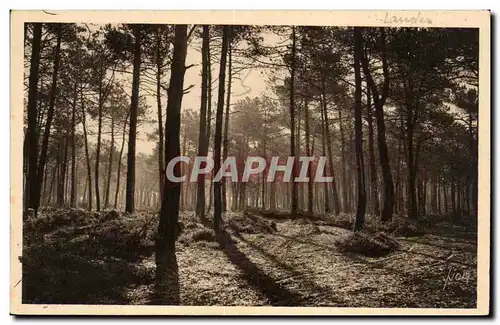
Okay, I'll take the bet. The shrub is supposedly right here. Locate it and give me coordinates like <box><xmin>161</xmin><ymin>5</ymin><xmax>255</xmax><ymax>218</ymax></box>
<box><xmin>330</xmin><ymin>213</ymin><xmax>354</xmax><ymax>230</ymax></box>
<box><xmin>178</xmin><ymin>227</ymin><xmax>217</xmax><ymax>247</ymax></box>
<box><xmin>228</xmin><ymin>212</ymin><xmax>277</xmax><ymax>234</ymax></box>
<box><xmin>335</xmin><ymin>231</ymin><xmax>400</xmax><ymax>257</ymax></box>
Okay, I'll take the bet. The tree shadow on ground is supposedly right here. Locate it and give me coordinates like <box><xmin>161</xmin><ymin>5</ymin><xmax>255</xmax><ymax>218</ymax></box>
<box><xmin>274</xmin><ymin>233</ymin><xmax>338</xmax><ymax>253</ymax></box>
<box><xmin>234</xmin><ymin>232</ymin><xmax>347</xmax><ymax>306</ymax></box>
<box><xmin>147</xmin><ymin>243</ymin><xmax>180</xmax><ymax>306</ymax></box>
<box><xmin>215</xmin><ymin>231</ymin><xmax>305</xmax><ymax>306</ymax></box>
<box><xmin>401</xmin><ymin>236</ymin><xmax>477</xmax><ymax>254</ymax></box>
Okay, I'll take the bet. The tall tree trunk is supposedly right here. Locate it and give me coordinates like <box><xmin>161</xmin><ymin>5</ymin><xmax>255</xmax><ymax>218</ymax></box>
<box><xmin>196</xmin><ymin>25</ymin><xmax>210</xmax><ymax>221</ymax></box>
<box><xmin>25</xmin><ymin>23</ymin><xmax>42</xmax><ymax>212</ymax></box>
<box><xmin>48</xmin><ymin>161</ymin><xmax>58</xmax><ymax>206</ymax></box>
<box><xmin>296</xmin><ymin>100</ymin><xmax>301</xmax><ymax>210</ymax></box>
<box><xmin>104</xmin><ymin>112</ymin><xmax>115</xmax><ymax>208</ymax></box>
<box><xmin>213</xmin><ymin>25</ymin><xmax>229</xmax><ymax>232</ymax></box>
<box><xmin>95</xmin><ymin>77</ymin><xmax>104</xmax><ymax>211</ymax></box>
<box><xmin>70</xmin><ymin>83</ymin><xmax>78</xmax><ymax>208</ymax></box>
<box><xmin>304</xmin><ymin>100</ymin><xmax>313</xmax><ymax>214</ymax></box>
<box><xmin>155</xmin><ymin>24</ymin><xmax>188</xmax><ymax>304</ymax></box>
<box><xmin>41</xmin><ymin>163</ymin><xmax>48</xmax><ymax>205</ymax></box>
<box><xmin>114</xmin><ymin>113</ymin><xmax>129</xmax><ymax>209</ymax></box>
<box><xmin>366</xmin><ymin>86</ymin><xmax>380</xmax><ymax>216</ymax></box>
<box><xmin>180</xmin><ymin>129</ymin><xmax>187</xmax><ymax>211</ymax></box>
<box><xmin>57</xmin><ymin>138</ymin><xmax>69</xmax><ymax>206</ymax></box>
<box><xmin>353</xmin><ymin>28</ymin><xmax>367</xmax><ymax>231</ymax></box>
<box><xmin>406</xmin><ymin>122</ymin><xmax>418</xmax><ymax>219</ymax></box>
<box><xmin>359</xmin><ymin>28</ymin><xmax>394</xmax><ymax>222</ymax></box>
<box><xmin>81</xmin><ymin>90</ymin><xmax>92</xmax><ymax>211</ymax></box>
<box><xmin>289</xmin><ymin>26</ymin><xmax>299</xmax><ymax>217</ymax></box>
<box><xmin>321</xmin><ymin>82</ymin><xmax>340</xmax><ymax>215</ymax></box>
<box><xmin>338</xmin><ymin>108</ymin><xmax>348</xmax><ymax>213</ymax></box>
<box><xmin>206</xmin><ymin>40</ymin><xmax>213</xmax><ymax>215</ymax></box>
<box><xmin>125</xmin><ymin>26</ymin><xmax>142</xmax><ymax>214</ymax></box>
<box><xmin>222</xmin><ymin>32</ymin><xmax>232</xmax><ymax>213</ymax></box>
<box><xmin>320</xmin><ymin>97</ymin><xmax>330</xmax><ymax>214</ymax></box>
<box><xmin>36</xmin><ymin>26</ymin><xmax>62</xmax><ymax>209</ymax></box>
<box><xmin>156</xmin><ymin>28</ymin><xmax>166</xmax><ymax>199</ymax></box>
<box><xmin>450</xmin><ymin>176</ymin><xmax>457</xmax><ymax>220</ymax></box>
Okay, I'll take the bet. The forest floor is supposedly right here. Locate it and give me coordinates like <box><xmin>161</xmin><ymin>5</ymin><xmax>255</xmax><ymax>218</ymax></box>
<box><xmin>21</xmin><ymin>207</ymin><xmax>477</xmax><ymax>308</ymax></box>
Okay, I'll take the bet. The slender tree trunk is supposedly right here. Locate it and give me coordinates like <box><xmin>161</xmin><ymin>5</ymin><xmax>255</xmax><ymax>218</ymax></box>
<box><xmin>296</xmin><ymin>100</ymin><xmax>301</xmax><ymax>210</ymax></box>
<box><xmin>205</xmin><ymin>40</ymin><xmax>213</xmax><ymax>215</ymax></box>
<box><xmin>155</xmin><ymin>24</ymin><xmax>188</xmax><ymax>304</ymax></box>
<box><xmin>320</xmin><ymin>97</ymin><xmax>330</xmax><ymax>214</ymax></box>
<box><xmin>366</xmin><ymin>87</ymin><xmax>380</xmax><ymax>216</ymax></box>
<box><xmin>450</xmin><ymin>176</ymin><xmax>457</xmax><ymax>220</ymax></box>
<box><xmin>114</xmin><ymin>113</ymin><xmax>129</xmax><ymax>209</ymax></box>
<box><xmin>57</xmin><ymin>138</ymin><xmax>69</xmax><ymax>206</ymax></box>
<box><xmin>94</xmin><ymin>77</ymin><xmax>104</xmax><ymax>211</ymax></box>
<box><xmin>289</xmin><ymin>26</ymin><xmax>299</xmax><ymax>217</ymax></box>
<box><xmin>196</xmin><ymin>25</ymin><xmax>210</xmax><ymax>221</ymax></box>
<box><xmin>36</xmin><ymin>26</ymin><xmax>62</xmax><ymax>209</ymax></box>
<box><xmin>25</xmin><ymin>23</ymin><xmax>42</xmax><ymax>212</ymax></box>
<box><xmin>353</xmin><ymin>28</ymin><xmax>367</xmax><ymax>231</ymax></box>
<box><xmin>359</xmin><ymin>28</ymin><xmax>394</xmax><ymax>222</ymax></box>
<box><xmin>47</xmin><ymin>161</ymin><xmax>58</xmax><ymax>206</ymax></box>
<box><xmin>260</xmin><ymin>148</ymin><xmax>267</xmax><ymax>210</ymax></box>
<box><xmin>321</xmin><ymin>83</ymin><xmax>340</xmax><ymax>215</ymax></box>
<box><xmin>213</xmin><ymin>25</ymin><xmax>229</xmax><ymax>232</ymax></box>
<box><xmin>70</xmin><ymin>83</ymin><xmax>78</xmax><ymax>208</ymax></box>
<box><xmin>180</xmin><ymin>129</ymin><xmax>187</xmax><ymax>211</ymax></box>
<box><xmin>80</xmin><ymin>90</ymin><xmax>93</xmax><ymax>211</ymax></box>
<box><xmin>406</xmin><ymin>123</ymin><xmax>418</xmax><ymax>220</ymax></box>
<box><xmin>104</xmin><ymin>113</ymin><xmax>115</xmax><ymax>208</ymax></box>
<box><xmin>156</xmin><ymin>28</ymin><xmax>166</xmax><ymax>199</ymax></box>
<box><xmin>304</xmin><ymin>100</ymin><xmax>313</xmax><ymax>214</ymax></box>
<box><xmin>222</xmin><ymin>33</ymin><xmax>232</xmax><ymax>213</ymax></box>
<box><xmin>338</xmin><ymin>108</ymin><xmax>348</xmax><ymax>213</ymax></box>
<box><xmin>125</xmin><ymin>26</ymin><xmax>142</xmax><ymax>214</ymax></box>
<box><xmin>41</xmin><ymin>163</ymin><xmax>48</xmax><ymax>205</ymax></box>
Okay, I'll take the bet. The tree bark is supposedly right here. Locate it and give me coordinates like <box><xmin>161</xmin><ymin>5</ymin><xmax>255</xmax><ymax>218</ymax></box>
<box><xmin>304</xmin><ymin>100</ymin><xmax>313</xmax><ymax>214</ymax></box>
<box><xmin>289</xmin><ymin>26</ymin><xmax>299</xmax><ymax>217</ymax></box>
<box><xmin>36</xmin><ymin>26</ymin><xmax>62</xmax><ymax>209</ymax></box>
<box><xmin>155</xmin><ymin>24</ymin><xmax>188</xmax><ymax>305</ymax></box>
<box><xmin>321</xmin><ymin>82</ymin><xmax>340</xmax><ymax>215</ymax></box>
<box><xmin>104</xmin><ymin>112</ymin><xmax>115</xmax><ymax>208</ymax></box>
<box><xmin>366</xmin><ymin>86</ymin><xmax>380</xmax><ymax>216</ymax></box>
<box><xmin>70</xmin><ymin>83</ymin><xmax>78</xmax><ymax>208</ymax></box>
<box><xmin>222</xmin><ymin>31</ymin><xmax>232</xmax><ymax>213</ymax></box>
<box><xmin>320</xmin><ymin>96</ymin><xmax>330</xmax><ymax>214</ymax></box>
<box><xmin>353</xmin><ymin>28</ymin><xmax>367</xmax><ymax>232</ymax></box>
<box><xmin>213</xmin><ymin>25</ymin><xmax>229</xmax><ymax>232</ymax></box>
<box><xmin>114</xmin><ymin>112</ymin><xmax>129</xmax><ymax>209</ymax></box>
<box><xmin>25</xmin><ymin>23</ymin><xmax>42</xmax><ymax>212</ymax></box>
<box><xmin>156</xmin><ymin>27</ymin><xmax>166</xmax><ymax>199</ymax></box>
<box><xmin>338</xmin><ymin>108</ymin><xmax>348</xmax><ymax>213</ymax></box>
<box><xmin>196</xmin><ymin>25</ymin><xmax>210</xmax><ymax>221</ymax></box>
<box><xmin>359</xmin><ymin>28</ymin><xmax>394</xmax><ymax>222</ymax></box>
<box><xmin>125</xmin><ymin>25</ymin><xmax>142</xmax><ymax>214</ymax></box>
<box><xmin>95</xmin><ymin>76</ymin><xmax>104</xmax><ymax>211</ymax></box>
<box><xmin>80</xmin><ymin>90</ymin><xmax>93</xmax><ymax>211</ymax></box>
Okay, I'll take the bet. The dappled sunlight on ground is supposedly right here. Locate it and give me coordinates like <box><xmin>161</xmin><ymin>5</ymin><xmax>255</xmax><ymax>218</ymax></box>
<box><xmin>22</xmin><ymin>208</ymin><xmax>477</xmax><ymax>308</ymax></box>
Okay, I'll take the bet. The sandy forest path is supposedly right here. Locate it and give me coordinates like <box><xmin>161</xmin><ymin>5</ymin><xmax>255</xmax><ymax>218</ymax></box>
<box><xmin>22</xmin><ymin>209</ymin><xmax>477</xmax><ymax>308</ymax></box>
<box><xmin>129</xmin><ymin>215</ymin><xmax>477</xmax><ymax>307</ymax></box>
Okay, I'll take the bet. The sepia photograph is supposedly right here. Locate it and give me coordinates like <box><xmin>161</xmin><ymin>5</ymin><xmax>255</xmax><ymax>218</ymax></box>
<box><xmin>10</xmin><ymin>10</ymin><xmax>490</xmax><ymax>316</ymax></box>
